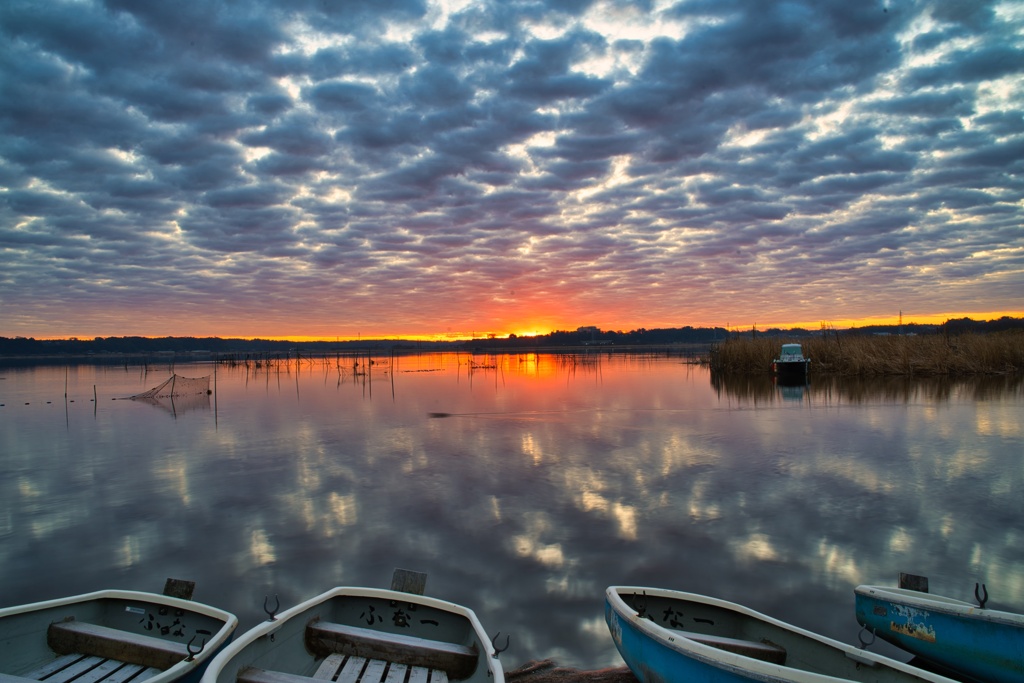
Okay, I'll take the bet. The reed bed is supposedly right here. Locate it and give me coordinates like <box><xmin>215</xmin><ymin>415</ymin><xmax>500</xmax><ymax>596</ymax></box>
<box><xmin>707</xmin><ymin>330</ymin><xmax>1024</xmax><ymax>376</ymax></box>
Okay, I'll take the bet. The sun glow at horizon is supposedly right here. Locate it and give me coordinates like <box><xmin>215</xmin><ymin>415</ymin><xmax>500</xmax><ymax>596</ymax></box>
<box><xmin>25</xmin><ymin>309</ymin><xmax>1023</xmax><ymax>343</ymax></box>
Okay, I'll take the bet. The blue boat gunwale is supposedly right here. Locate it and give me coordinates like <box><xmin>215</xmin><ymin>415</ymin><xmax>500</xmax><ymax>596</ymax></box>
<box><xmin>605</xmin><ymin>586</ymin><xmax>956</xmax><ymax>683</ymax></box>
<box><xmin>855</xmin><ymin>585</ymin><xmax>1024</xmax><ymax>628</ymax></box>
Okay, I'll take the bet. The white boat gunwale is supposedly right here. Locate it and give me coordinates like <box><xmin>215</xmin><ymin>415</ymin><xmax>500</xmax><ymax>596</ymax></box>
<box><xmin>217</xmin><ymin>587</ymin><xmax>495</xmax><ymax>658</ymax></box>
<box><xmin>606</xmin><ymin>586</ymin><xmax>956</xmax><ymax>683</ymax></box>
<box><xmin>855</xmin><ymin>585</ymin><xmax>1024</xmax><ymax>628</ymax></box>
<box><xmin>0</xmin><ymin>589</ymin><xmax>236</xmax><ymax>624</ymax></box>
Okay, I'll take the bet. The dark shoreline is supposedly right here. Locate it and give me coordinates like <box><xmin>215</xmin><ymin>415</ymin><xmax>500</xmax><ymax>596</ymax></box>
<box><xmin>4</xmin><ymin>317</ymin><xmax>1020</xmax><ymax>363</ymax></box>
<box><xmin>507</xmin><ymin>660</ymin><xmax>637</xmax><ymax>683</ymax></box>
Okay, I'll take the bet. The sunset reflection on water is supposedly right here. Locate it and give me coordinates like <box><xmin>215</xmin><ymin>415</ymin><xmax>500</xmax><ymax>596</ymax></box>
<box><xmin>1</xmin><ymin>354</ymin><xmax>1021</xmax><ymax>668</ymax></box>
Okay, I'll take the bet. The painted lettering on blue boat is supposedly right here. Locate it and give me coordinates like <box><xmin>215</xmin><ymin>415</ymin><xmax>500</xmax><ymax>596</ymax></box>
<box><xmin>607</xmin><ymin>608</ymin><xmax>622</xmax><ymax>646</ymax></box>
<box><xmin>888</xmin><ymin>604</ymin><xmax>937</xmax><ymax>642</ymax></box>
<box><xmin>890</xmin><ymin>620</ymin><xmax>937</xmax><ymax>642</ymax></box>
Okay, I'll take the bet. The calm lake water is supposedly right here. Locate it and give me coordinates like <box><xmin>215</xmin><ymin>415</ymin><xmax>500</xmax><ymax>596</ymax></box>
<box><xmin>1</xmin><ymin>352</ymin><xmax>1021</xmax><ymax>669</ymax></box>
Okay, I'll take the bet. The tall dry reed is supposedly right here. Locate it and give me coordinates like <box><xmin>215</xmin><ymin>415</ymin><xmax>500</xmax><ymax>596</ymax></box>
<box><xmin>708</xmin><ymin>330</ymin><xmax>1023</xmax><ymax>376</ymax></box>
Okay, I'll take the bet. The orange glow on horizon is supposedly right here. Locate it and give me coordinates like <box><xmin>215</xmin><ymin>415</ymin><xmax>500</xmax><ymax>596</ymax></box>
<box><xmin>754</xmin><ymin>310</ymin><xmax>1024</xmax><ymax>331</ymax></box>
<box><xmin>24</xmin><ymin>310</ymin><xmax>1022</xmax><ymax>342</ymax></box>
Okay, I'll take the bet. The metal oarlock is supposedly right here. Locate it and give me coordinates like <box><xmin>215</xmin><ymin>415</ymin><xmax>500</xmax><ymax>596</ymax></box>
<box><xmin>975</xmin><ymin>582</ymin><xmax>988</xmax><ymax>609</ymax></box>
<box><xmin>264</xmin><ymin>594</ymin><xmax>280</xmax><ymax>621</ymax></box>
<box><xmin>491</xmin><ymin>631</ymin><xmax>510</xmax><ymax>658</ymax></box>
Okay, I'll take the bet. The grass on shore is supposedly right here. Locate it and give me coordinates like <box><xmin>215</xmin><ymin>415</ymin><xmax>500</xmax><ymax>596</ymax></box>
<box><xmin>707</xmin><ymin>330</ymin><xmax>1024</xmax><ymax>376</ymax></box>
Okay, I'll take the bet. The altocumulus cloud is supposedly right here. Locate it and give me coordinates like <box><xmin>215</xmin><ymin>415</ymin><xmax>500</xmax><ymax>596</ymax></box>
<box><xmin>1</xmin><ymin>0</ymin><xmax>1022</xmax><ymax>338</ymax></box>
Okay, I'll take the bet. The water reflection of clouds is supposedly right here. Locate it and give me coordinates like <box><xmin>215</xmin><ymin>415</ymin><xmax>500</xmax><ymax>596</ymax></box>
<box><xmin>249</xmin><ymin>528</ymin><xmax>276</xmax><ymax>566</ymax></box>
<box><xmin>974</xmin><ymin>405</ymin><xmax>1022</xmax><ymax>438</ymax></box>
<box><xmin>1</xmin><ymin>358</ymin><xmax>1022</xmax><ymax>670</ymax></box>
<box><xmin>732</xmin><ymin>533</ymin><xmax>779</xmax><ymax>562</ymax></box>
<box><xmin>156</xmin><ymin>457</ymin><xmax>191</xmax><ymax>506</ymax></box>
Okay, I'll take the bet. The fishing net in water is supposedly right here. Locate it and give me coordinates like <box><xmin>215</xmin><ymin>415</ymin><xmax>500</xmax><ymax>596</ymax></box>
<box><xmin>128</xmin><ymin>374</ymin><xmax>211</xmax><ymax>400</ymax></box>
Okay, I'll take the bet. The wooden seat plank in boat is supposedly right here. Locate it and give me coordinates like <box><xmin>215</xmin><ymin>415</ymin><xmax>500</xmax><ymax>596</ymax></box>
<box><xmin>383</xmin><ymin>663</ymin><xmax>408</xmax><ymax>683</ymax></box>
<box><xmin>680</xmin><ymin>632</ymin><xmax>787</xmax><ymax>664</ymax></box>
<box><xmin>128</xmin><ymin>666</ymin><xmax>162</xmax><ymax>682</ymax></box>
<box><xmin>17</xmin><ymin>653</ymin><xmax>162</xmax><ymax>683</ymax></box>
<box><xmin>51</xmin><ymin>657</ymin><xmax>106</xmax><ymax>683</ymax></box>
<box><xmin>406</xmin><ymin>667</ymin><xmax>429</xmax><ymax>683</ymax></box>
<box><xmin>313</xmin><ymin>654</ymin><xmax>347</xmax><ymax>681</ymax></box>
<box><xmin>63</xmin><ymin>660</ymin><xmax>153</xmax><ymax>683</ymax></box>
<box><xmin>305</xmin><ymin>622</ymin><xmax>477</xmax><ymax>680</ymax></box>
<box><xmin>240</xmin><ymin>661</ymin><xmax>391</xmax><ymax>683</ymax></box>
<box><xmin>17</xmin><ymin>653</ymin><xmax>82</xmax><ymax>680</ymax></box>
<box><xmin>47</xmin><ymin>620</ymin><xmax>189</xmax><ymax>670</ymax></box>
<box><xmin>29</xmin><ymin>656</ymin><xmax>116</xmax><ymax>683</ymax></box>
<box><xmin>337</xmin><ymin>656</ymin><xmax>368</xmax><ymax>683</ymax></box>
<box><xmin>64</xmin><ymin>656</ymin><xmax>125</xmax><ymax>683</ymax></box>
<box><xmin>240</xmin><ymin>658</ymin><xmax>456</xmax><ymax>683</ymax></box>
<box><xmin>63</xmin><ymin>657</ymin><xmax>135</xmax><ymax>683</ymax></box>
<box><xmin>360</xmin><ymin>660</ymin><xmax>387</xmax><ymax>683</ymax></box>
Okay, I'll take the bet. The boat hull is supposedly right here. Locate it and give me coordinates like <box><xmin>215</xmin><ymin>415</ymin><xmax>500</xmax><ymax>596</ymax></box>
<box><xmin>772</xmin><ymin>360</ymin><xmax>809</xmax><ymax>384</ymax></box>
<box><xmin>605</xmin><ymin>586</ymin><xmax>957</xmax><ymax>683</ymax></box>
<box><xmin>0</xmin><ymin>590</ymin><xmax>237</xmax><ymax>683</ymax></box>
<box><xmin>201</xmin><ymin>587</ymin><xmax>503</xmax><ymax>683</ymax></box>
<box><xmin>855</xmin><ymin>585</ymin><xmax>1024</xmax><ymax>683</ymax></box>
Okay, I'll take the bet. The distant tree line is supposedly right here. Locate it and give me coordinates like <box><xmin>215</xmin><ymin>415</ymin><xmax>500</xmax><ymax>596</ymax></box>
<box><xmin>475</xmin><ymin>325</ymin><xmax>731</xmax><ymax>348</ymax></box>
<box><xmin>1</xmin><ymin>317</ymin><xmax>1021</xmax><ymax>359</ymax></box>
<box><xmin>475</xmin><ymin>317</ymin><xmax>1023</xmax><ymax>348</ymax></box>
<box><xmin>0</xmin><ymin>335</ymin><xmax>365</xmax><ymax>359</ymax></box>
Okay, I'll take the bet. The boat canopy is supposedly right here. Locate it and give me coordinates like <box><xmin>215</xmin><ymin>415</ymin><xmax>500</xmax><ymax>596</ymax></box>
<box><xmin>779</xmin><ymin>344</ymin><xmax>803</xmax><ymax>358</ymax></box>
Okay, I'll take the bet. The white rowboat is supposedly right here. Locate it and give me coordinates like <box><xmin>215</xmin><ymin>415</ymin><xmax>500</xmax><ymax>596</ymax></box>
<box><xmin>201</xmin><ymin>587</ymin><xmax>504</xmax><ymax>683</ymax></box>
<box><xmin>0</xmin><ymin>589</ymin><xmax>237</xmax><ymax>683</ymax></box>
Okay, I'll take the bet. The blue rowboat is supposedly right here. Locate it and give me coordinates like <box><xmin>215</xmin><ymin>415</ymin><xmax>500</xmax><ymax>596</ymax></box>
<box><xmin>855</xmin><ymin>584</ymin><xmax>1024</xmax><ymax>683</ymax></box>
<box><xmin>605</xmin><ymin>586</ymin><xmax>958</xmax><ymax>683</ymax></box>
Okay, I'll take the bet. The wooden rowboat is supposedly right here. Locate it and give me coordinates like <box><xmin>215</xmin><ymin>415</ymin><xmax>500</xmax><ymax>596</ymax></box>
<box><xmin>200</xmin><ymin>584</ymin><xmax>504</xmax><ymax>683</ymax></box>
<box><xmin>605</xmin><ymin>586</ymin><xmax>959</xmax><ymax>683</ymax></box>
<box><xmin>855</xmin><ymin>584</ymin><xmax>1024</xmax><ymax>683</ymax></box>
<box><xmin>0</xmin><ymin>589</ymin><xmax>238</xmax><ymax>683</ymax></box>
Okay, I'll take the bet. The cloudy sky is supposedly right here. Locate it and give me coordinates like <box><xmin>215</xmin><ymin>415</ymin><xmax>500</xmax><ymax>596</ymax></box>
<box><xmin>2</xmin><ymin>0</ymin><xmax>1022</xmax><ymax>340</ymax></box>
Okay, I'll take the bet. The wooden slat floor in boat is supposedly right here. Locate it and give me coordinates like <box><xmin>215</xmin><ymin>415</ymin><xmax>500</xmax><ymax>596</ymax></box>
<box><xmin>23</xmin><ymin>654</ymin><xmax>161</xmax><ymax>683</ymax></box>
<box><xmin>244</xmin><ymin>656</ymin><xmax>450</xmax><ymax>683</ymax></box>
<box><xmin>320</xmin><ymin>655</ymin><xmax>448</xmax><ymax>683</ymax></box>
